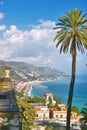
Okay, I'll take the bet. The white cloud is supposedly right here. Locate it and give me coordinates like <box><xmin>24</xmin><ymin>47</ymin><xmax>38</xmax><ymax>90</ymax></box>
<box><xmin>0</xmin><ymin>25</ymin><xmax>6</xmax><ymax>30</ymax></box>
<box><xmin>9</xmin><ymin>54</ymin><xmax>52</xmax><ymax>67</ymax></box>
<box><xmin>31</xmin><ymin>20</ymin><xmax>55</xmax><ymax>29</ymax></box>
<box><xmin>0</xmin><ymin>20</ymin><xmax>86</xmax><ymax>74</ymax></box>
<box><xmin>0</xmin><ymin>12</ymin><xmax>4</xmax><ymax>19</ymax></box>
<box><xmin>0</xmin><ymin>47</ymin><xmax>13</xmax><ymax>59</ymax></box>
<box><xmin>0</xmin><ymin>20</ymin><xmax>59</xmax><ymax>68</ymax></box>
<box><xmin>2</xmin><ymin>21</ymin><xmax>56</xmax><ymax>49</ymax></box>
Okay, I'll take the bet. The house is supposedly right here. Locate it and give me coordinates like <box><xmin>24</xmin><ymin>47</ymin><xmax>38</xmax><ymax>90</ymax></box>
<box><xmin>34</xmin><ymin>104</ymin><xmax>49</xmax><ymax>120</ymax></box>
<box><xmin>50</xmin><ymin>104</ymin><xmax>67</xmax><ymax>121</ymax></box>
<box><xmin>50</xmin><ymin>104</ymin><xmax>78</xmax><ymax>124</ymax></box>
<box><xmin>71</xmin><ymin>111</ymin><xmax>79</xmax><ymax>124</ymax></box>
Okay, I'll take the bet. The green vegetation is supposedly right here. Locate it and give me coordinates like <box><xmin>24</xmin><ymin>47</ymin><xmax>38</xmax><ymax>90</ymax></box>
<box><xmin>0</xmin><ymin>69</ymin><xmax>4</xmax><ymax>78</ymax></box>
<box><xmin>80</xmin><ymin>104</ymin><xmax>87</xmax><ymax>130</ymax></box>
<box><xmin>0</xmin><ymin>69</ymin><xmax>4</xmax><ymax>90</ymax></box>
<box><xmin>47</xmin><ymin>97</ymin><xmax>62</xmax><ymax>108</ymax></box>
<box><xmin>14</xmin><ymin>89</ymin><xmax>24</xmax><ymax>97</ymax></box>
<box><xmin>17</xmin><ymin>98</ymin><xmax>35</xmax><ymax>130</ymax></box>
<box><xmin>54</xmin><ymin>8</ymin><xmax>87</xmax><ymax>130</ymax></box>
<box><xmin>45</xmin><ymin>124</ymin><xmax>53</xmax><ymax>130</ymax></box>
<box><xmin>47</xmin><ymin>96</ymin><xmax>53</xmax><ymax>108</ymax></box>
<box><xmin>71</xmin><ymin>106</ymin><xmax>80</xmax><ymax>115</ymax></box>
<box><xmin>27</xmin><ymin>96</ymin><xmax>45</xmax><ymax>103</ymax></box>
<box><xmin>0</xmin><ymin>66</ymin><xmax>11</xmax><ymax>78</ymax></box>
<box><xmin>5</xmin><ymin>65</ymin><xmax>11</xmax><ymax>70</ymax></box>
<box><xmin>80</xmin><ymin>104</ymin><xmax>87</xmax><ymax>124</ymax></box>
<box><xmin>54</xmin><ymin>98</ymin><xmax>62</xmax><ymax>108</ymax></box>
<box><xmin>0</xmin><ymin>60</ymin><xmax>65</xmax><ymax>82</ymax></box>
<box><xmin>1</xmin><ymin>125</ymin><xmax>10</xmax><ymax>130</ymax></box>
<box><xmin>81</xmin><ymin>125</ymin><xmax>87</xmax><ymax>130</ymax></box>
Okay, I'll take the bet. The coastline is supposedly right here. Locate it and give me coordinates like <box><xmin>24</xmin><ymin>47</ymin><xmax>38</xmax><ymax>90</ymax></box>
<box><xmin>27</xmin><ymin>77</ymin><xmax>62</xmax><ymax>97</ymax></box>
<box><xmin>15</xmin><ymin>75</ymin><xmax>87</xmax><ymax>111</ymax></box>
<box><xmin>28</xmin><ymin>85</ymin><xmax>32</xmax><ymax>97</ymax></box>
<box><xmin>29</xmin><ymin>75</ymin><xmax>87</xmax><ymax>111</ymax></box>
<box><xmin>16</xmin><ymin>80</ymin><xmax>43</xmax><ymax>97</ymax></box>
<box><xmin>27</xmin><ymin>80</ymin><xmax>43</xmax><ymax>97</ymax></box>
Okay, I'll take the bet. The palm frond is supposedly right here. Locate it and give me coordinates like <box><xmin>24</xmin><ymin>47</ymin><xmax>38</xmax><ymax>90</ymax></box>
<box><xmin>53</xmin><ymin>8</ymin><xmax>87</xmax><ymax>55</ymax></box>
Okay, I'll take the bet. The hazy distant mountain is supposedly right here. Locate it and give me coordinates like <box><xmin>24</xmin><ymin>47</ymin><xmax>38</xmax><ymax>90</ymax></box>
<box><xmin>0</xmin><ymin>60</ymin><xmax>65</xmax><ymax>81</ymax></box>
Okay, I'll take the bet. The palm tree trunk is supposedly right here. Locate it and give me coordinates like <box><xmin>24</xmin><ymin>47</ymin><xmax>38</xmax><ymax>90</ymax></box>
<box><xmin>66</xmin><ymin>54</ymin><xmax>76</xmax><ymax>130</ymax></box>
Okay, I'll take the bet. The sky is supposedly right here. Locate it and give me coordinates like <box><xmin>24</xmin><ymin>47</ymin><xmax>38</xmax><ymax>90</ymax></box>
<box><xmin>0</xmin><ymin>0</ymin><xmax>87</xmax><ymax>75</ymax></box>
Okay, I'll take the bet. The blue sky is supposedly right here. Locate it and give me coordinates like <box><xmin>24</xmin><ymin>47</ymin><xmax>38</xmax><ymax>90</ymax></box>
<box><xmin>0</xmin><ymin>0</ymin><xmax>87</xmax><ymax>75</ymax></box>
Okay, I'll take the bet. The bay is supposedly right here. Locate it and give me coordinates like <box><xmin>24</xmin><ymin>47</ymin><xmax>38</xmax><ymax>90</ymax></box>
<box><xmin>31</xmin><ymin>75</ymin><xmax>87</xmax><ymax>111</ymax></box>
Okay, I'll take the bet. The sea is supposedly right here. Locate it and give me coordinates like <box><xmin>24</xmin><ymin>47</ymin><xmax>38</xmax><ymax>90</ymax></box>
<box><xmin>30</xmin><ymin>75</ymin><xmax>87</xmax><ymax>111</ymax></box>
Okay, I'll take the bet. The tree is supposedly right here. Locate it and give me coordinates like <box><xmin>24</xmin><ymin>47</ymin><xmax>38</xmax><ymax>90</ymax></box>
<box><xmin>80</xmin><ymin>104</ymin><xmax>87</xmax><ymax>124</ymax></box>
<box><xmin>71</xmin><ymin>106</ymin><xmax>80</xmax><ymax>115</ymax></box>
<box><xmin>4</xmin><ymin>65</ymin><xmax>11</xmax><ymax>70</ymax></box>
<box><xmin>17</xmin><ymin>98</ymin><xmax>35</xmax><ymax>130</ymax></box>
<box><xmin>53</xmin><ymin>9</ymin><xmax>87</xmax><ymax>130</ymax></box>
<box><xmin>28</xmin><ymin>96</ymin><xmax>45</xmax><ymax>103</ymax></box>
<box><xmin>80</xmin><ymin>104</ymin><xmax>87</xmax><ymax>130</ymax></box>
<box><xmin>0</xmin><ymin>69</ymin><xmax>4</xmax><ymax>78</ymax></box>
<box><xmin>47</xmin><ymin>96</ymin><xmax>53</xmax><ymax>108</ymax></box>
<box><xmin>54</xmin><ymin>98</ymin><xmax>62</xmax><ymax>108</ymax></box>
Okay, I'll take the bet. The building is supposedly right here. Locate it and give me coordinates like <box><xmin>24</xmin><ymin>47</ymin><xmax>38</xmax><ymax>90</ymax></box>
<box><xmin>0</xmin><ymin>67</ymin><xmax>20</xmax><ymax>130</ymax></box>
<box><xmin>0</xmin><ymin>78</ymin><xmax>18</xmax><ymax>112</ymax></box>
<box><xmin>50</xmin><ymin>104</ymin><xmax>67</xmax><ymax>121</ymax></box>
<box><xmin>34</xmin><ymin>104</ymin><xmax>49</xmax><ymax>120</ymax></box>
<box><xmin>43</xmin><ymin>93</ymin><xmax>56</xmax><ymax>105</ymax></box>
<box><xmin>50</xmin><ymin>104</ymin><xmax>78</xmax><ymax>124</ymax></box>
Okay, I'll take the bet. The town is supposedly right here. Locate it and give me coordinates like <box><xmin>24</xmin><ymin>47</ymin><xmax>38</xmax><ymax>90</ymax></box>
<box><xmin>0</xmin><ymin>67</ymin><xmax>83</xmax><ymax>130</ymax></box>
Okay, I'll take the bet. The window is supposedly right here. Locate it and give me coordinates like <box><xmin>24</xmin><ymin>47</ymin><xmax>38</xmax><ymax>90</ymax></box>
<box><xmin>43</xmin><ymin>114</ymin><xmax>46</xmax><ymax>117</ymax></box>
<box><xmin>36</xmin><ymin>114</ymin><xmax>38</xmax><ymax>117</ymax></box>
<box><xmin>60</xmin><ymin>115</ymin><xmax>63</xmax><ymax>118</ymax></box>
<box><xmin>56</xmin><ymin>115</ymin><xmax>58</xmax><ymax>118</ymax></box>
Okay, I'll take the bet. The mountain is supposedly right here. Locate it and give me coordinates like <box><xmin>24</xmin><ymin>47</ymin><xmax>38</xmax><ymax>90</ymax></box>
<box><xmin>0</xmin><ymin>60</ymin><xmax>65</xmax><ymax>82</ymax></box>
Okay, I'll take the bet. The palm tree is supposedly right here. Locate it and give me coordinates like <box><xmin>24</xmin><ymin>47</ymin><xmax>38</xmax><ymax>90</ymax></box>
<box><xmin>80</xmin><ymin>104</ymin><xmax>87</xmax><ymax>130</ymax></box>
<box><xmin>53</xmin><ymin>9</ymin><xmax>87</xmax><ymax>130</ymax></box>
<box><xmin>80</xmin><ymin>104</ymin><xmax>87</xmax><ymax>124</ymax></box>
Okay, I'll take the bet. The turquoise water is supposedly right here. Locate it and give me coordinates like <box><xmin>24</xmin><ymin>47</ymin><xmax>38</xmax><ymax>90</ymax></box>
<box><xmin>31</xmin><ymin>75</ymin><xmax>87</xmax><ymax>111</ymax></box>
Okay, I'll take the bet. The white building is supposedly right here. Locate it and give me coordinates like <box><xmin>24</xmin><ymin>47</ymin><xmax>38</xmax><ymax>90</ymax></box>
<box><xmin>43</xmin><ymin>93</ymin><xmax>56</xmax><ymax>105</ymax></box>
<box><xmin>34</xmin><ymin>105</ymin><xmax>49</xmax><ymax>120</ymax></box>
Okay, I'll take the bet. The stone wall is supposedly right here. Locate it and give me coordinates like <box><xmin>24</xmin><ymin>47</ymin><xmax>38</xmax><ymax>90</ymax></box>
<box><xmin>0</xmin><ymin>116</ymin><xmax>20</xmax><ymax>130</ymax></box>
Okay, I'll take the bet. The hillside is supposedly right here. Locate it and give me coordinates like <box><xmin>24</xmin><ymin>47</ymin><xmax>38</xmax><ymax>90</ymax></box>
<box><xmin>0</xmin><ymin>60</ymin><xmax>65</xmax><ymax>82</ymax></box>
